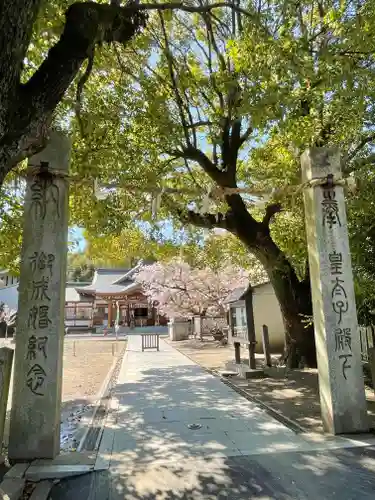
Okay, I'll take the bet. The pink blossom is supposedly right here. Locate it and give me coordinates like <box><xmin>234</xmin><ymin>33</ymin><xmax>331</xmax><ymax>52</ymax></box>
<box><xmin>134</xmin><ymin>259</ymin><xmax>265</xmax><ymax>319</ymax></box>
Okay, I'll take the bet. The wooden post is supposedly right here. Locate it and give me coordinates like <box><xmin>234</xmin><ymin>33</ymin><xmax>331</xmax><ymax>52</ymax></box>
<box><xmin>262</xmin><ymin>324</ymin><xmax>272</xmax><ymax>367</ymax></box>
<box><xmin>302</xmin><ymin>146</ymin><xmax>368</xmax><ymax>434</ymax></box>
<box><xmin>91</xmin><ymin>299</ymin><xmax>95</xmax><ymax>328</ymax></box>
<box><xmin>244</xmin><ymin>289</ymin><xmax>256</xmax><ymax>369</ymax></box>
<box><xmin>234</xmin><ymin>342</ymin><xmax>241</xmax><ymax>364</ymax></box>
<box><xmin>228</xmin><ymin>308</ymin><xmax>234</xmax><ymax>344</ymax></box>
<box><xmin>107</xmin><ymin>300</ymin><xmax>113</xmax><ymax>327</ymax></box>
<box><xmin>0</xmin><ymin>348</ymin><xmax>13</xmax><ymax>448</ymax></box>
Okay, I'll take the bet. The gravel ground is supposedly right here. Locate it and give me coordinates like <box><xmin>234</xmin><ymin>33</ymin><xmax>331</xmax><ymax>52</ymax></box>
<box><xmin>170</xmin><ymin>337</ymin><xmax>375</xmax><ymax>434</ymax></box>
<box><xmin>0</xmin><ymin>338</ymin><xmax>127</xmax><ymax>452</ymax></box>
<box><xmin>60</xmin><ymin>339</ymin><xmax>126</xmax><ymax>452</ymax></box>
<box><xmin>62</xmin><ymin>339</ymin><xmax>125</xmax><ymax>403</ymax></box>
<box><xmin>164</xmin><ymin>337</ymin><xmax>278</xmax><ymax>370</ymax></box>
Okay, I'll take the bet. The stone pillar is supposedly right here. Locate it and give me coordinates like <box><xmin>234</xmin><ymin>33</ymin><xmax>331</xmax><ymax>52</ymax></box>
<box><xmin>194</xmin><ymin>316</ymin><xmax>202</xmax><ymax>339</ymax></box>
<box><xmin>9</xmin><ymin>131</ymin><xmax>71</xmax><ymax>460</ymax></box>
<box><xmin>0</xmin><ymin>348</ymin><xmax>14</xmax><ymax>448</ymax></box>
<box><xmin>302</xmin><ymin>147</ymin><xmax>368</xmax><ymax>434</ymax></box>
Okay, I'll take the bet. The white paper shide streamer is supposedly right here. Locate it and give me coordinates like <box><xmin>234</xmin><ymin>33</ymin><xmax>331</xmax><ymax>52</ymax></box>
<box><xmin>200</xmin><ymin>191</ymin><xmax>211</xmax><ymax>238</ymax></box>
<box><xmin>94</xmin><ymin>179</ymin><xmax>109</xmax><ymax>200</ymax></box>
<box><xmin>151</xmin><ymin>189</ymin><xmax>163</xmax><ymax>219</ymax></box>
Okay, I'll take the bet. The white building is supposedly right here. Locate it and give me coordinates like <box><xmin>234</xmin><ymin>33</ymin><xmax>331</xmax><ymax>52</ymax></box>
<box><xmin>0</xmin><ymin>270</ymin><xmax>20</xmax><ymax>311</ymax></box>
<box><xmin>225</xmin><ymin>282</ymin><xmax>285</xmax><ymax>353</ymax></box>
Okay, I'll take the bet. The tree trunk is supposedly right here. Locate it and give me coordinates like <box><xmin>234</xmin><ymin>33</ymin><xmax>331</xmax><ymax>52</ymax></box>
<box><xmin>0</xmin><ymin>2</ymin><xmax>145</xmax><ymax>183</ymax></box>
<box><xmin>249</xmin><ymin>237</ymin><xmax>316</xmax><ymax>368</ymax></box>
<box><xmin>266</xmin><ymin>262</ymin><xmax>316</xmax><ymax>368</ymax></box>
<box><xmin>181</xmin><ymin>192</ymin><xmax>317</xmax><ymax>368</ymax></box>
<box><xmin>224</xmin><ymin>196</ymin><xmax>316</xmax><ymax>368</ymax></box>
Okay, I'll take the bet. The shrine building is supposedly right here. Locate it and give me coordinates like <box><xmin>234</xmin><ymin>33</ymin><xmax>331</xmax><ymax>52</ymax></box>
<box><xmin>65</xmin><ymin>265</ymin><xmax>167</xmax><ymax>329</ymax></box>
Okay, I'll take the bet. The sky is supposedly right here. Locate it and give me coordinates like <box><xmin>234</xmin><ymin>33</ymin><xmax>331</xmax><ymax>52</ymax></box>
<box><xmin>70</xmin><ymin>227</ymin><xmax>86</xmax><ymax>252</ymax></box>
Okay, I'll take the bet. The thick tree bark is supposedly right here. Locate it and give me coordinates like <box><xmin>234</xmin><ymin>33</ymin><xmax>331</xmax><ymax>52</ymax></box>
<box><xmin>178</xmin><ymin>187</ymin><xmax>317</xmax><ymax>368</ymax></box>
<box><xmin>0</xmin><ymin>1</ymin><xmax>145</xmax><ymax>183</ymax></box>
<box><xmin>249</xmin><ymin>235</ymin><xmax>316</xmax><ymax>368</ymax></box>
<box><xmin>226</xmin><ymin>195</ymin><xmax>316</xmax><ymax>368</ymax></box>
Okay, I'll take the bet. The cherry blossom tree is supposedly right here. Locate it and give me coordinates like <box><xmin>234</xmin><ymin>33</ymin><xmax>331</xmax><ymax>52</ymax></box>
<box><xmin>134</xmin><ymin>259</ymin><xmax>267</xmax><ymax>319</ymax></box>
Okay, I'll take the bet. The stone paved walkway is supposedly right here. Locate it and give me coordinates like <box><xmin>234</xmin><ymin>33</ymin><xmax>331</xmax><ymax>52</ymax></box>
<box><xmin>51</xmin><ymin>335</ymin><xmax>375</xmax><ymax>499</ymax></box>
<box><xmin>110</xmin><ymin>336</ymin><xmax>300</xmax><ymax>458</ymax></box>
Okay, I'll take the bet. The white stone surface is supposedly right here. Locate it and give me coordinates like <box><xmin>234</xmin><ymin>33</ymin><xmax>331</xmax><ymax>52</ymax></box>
<box><xmin>302</xmin><ymin>147</ymin><xmax>368</xmax><ymax>434</ymax></box>
<box><xmin>9</xmin><ymin>132</ymin><xmax>71</xmax><ymax>460</ymax></box>
<box><xmin>168</xmin><ymin>320</ymin><xmax>190</xmax><ymax>341</ymax></box>
<box><xmin>25</xmin><ymin>465</ymin><xmax>93</xmax><ymax>482</ymax></box>
<box><xmin>104</xmin><ymin>335</ymin><xmax>308</xmax><ymax>470</ymax></box>
<box><xmin>93</xmin><ymin>333</ymin><xmax>375</xmax><ymax>490</ymax></box>
<box><xmin>4</xmin><ymin>463</ymin><xmax>29</xmax><ymax>479</ymax></box>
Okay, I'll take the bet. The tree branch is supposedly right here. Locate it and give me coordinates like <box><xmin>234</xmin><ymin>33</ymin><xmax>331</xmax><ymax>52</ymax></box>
<box><xmin>22</xmin><ymin>3</ymin><xmax>146</xmax><ymax>124</ymax></box>
<box><xmin>0</xmin><ymin>0</ymin><xmax>264</xmax><ymax>176</ymax></box>
<box><xmin>0</xmin><ymin>0</ymin><xmax>40</xmax><ymax>131</ymax></box>
<box><xmin>0</xmin><ymin>2</ymin><xmax>146</xmax><ymax>175</ymax></box>
<box><xmin>187</xmin><ymin>121</ymin><xmax>212</xmax><ymax>129</ymax></box>
<box><xmin>230</xmin><ymin>118</ymin><xmax>242</xmax><ymax>149</ymax></box>
<box><xmin>239</xmin><ymin>125</ymin><xmax>253</xmax><ymax>146</ymax></box>
<box><xmin>221</xmin><ymin>116</ymin><xmax>231</xmax><ymax>170</ymax></box>
<box><xmin>262</xmin><ymin>203</ymin><xmax>282</xmax><ymax>227</ymax></box>
<box><xmin>347</xmin><ymin>132</ymin><xmax>375</xmax><ymax>161</ymax></box>
<box><xmin>179</xmin><ymin>145</ymin><xmax>227</xmax><ymax>184</ymax></box>
<box><xmin>177</xmin><ymin>208</ymin><xmax>233</xmax><ymax>230</ymax></box>
<box><xmin>346</xmin><ymin>152</ymin><xmax>375</xmax><ymax>174</ymax></box>
<box><xmin>204</xmin><ymin>15</ymin><xmax>225</xmax><ymax>112</ymax></box>
<box><xmin>159</xmin><ymin>11</ymin><xmax>192</xmax><ymax>146</ymax></box>
<box><xmin>129</xmin><ymin>2</ymin><xmax>261</xmax><ymax>21</ymax></box>
<box><xmin>183</xmin><ymin>158</ymin><xmax>202</xmax><ymax>189</ymax></box>
<box><xmin>75</xmin><ymin>48</ymin><xmax>96</xmax><ymax>138</ymax></box>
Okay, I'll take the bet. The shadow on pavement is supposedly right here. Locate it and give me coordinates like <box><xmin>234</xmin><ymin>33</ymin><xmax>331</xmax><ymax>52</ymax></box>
<box><xmin>50</xmin><ymin>362</ymin><xmax>375</xmax><ymax>499</ymax></box>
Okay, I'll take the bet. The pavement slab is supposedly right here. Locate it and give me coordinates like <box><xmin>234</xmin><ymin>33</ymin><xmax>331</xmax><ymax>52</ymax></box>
<box><xmin>49</xmin><ymin>335</ymin><xmax>375</xmax><ymax>499</ymax></box>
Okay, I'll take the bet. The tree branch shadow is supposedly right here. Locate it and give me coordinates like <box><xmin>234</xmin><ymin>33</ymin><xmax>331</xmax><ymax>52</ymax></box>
<box><xmin>51</xmin><ymin>361</ymin><xmax>375</xmax><ymax>499</ymax></box>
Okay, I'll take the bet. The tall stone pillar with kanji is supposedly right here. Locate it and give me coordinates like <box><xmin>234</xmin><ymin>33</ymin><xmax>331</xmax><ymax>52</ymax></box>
<box><xmin>302</xmin><ymin>147</ymin><xmax>368</xmax><ymax>434</ymax></box>
<box><xmin>9</xmin><ymin>131</ymin><xmax>71</xmax><ymax>460</ymax></box>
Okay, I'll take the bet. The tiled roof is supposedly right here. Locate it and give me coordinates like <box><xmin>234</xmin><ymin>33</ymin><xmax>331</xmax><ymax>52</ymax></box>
<box><xmin>112</xmin><ymin>262</ymin><xmax>143</xmax><ymax>285</ymax></box>
<box><xmin>0</xmin><ymin>266</ymin><xmax>144</xmax><ymax>309</ymax></box>
<box><xmin>65</xmin><ymin>283</ymin><xmax>92</xmax><ymax>303</ymax></box>
<box><xmin>74</xmin><ymin>267</ymin><xmax>142</xmax><ymax>296</ymax></box>
<box><xmin>224</xmin><ymin>286</ymin><xmax>248</xmax><ymax>304</ymax></box>
<box><xmin>92</xmin><ymin>268</ymin><xmax>131</xmax><ymax>287</ymax></box>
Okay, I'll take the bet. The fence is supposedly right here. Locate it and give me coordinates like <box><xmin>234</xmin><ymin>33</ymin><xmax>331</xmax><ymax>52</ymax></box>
<box><xmin>359</xmin><ymin>325</ymin><xmax>375</xmax><ymax>362</ymax></box>
<box><xmin>141</xmin><ymin>333</ymin><xmax>160</xmax><ymax>352</ymax></box>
